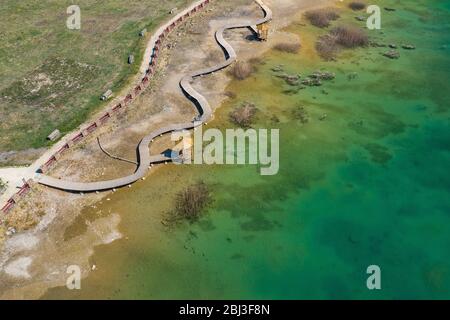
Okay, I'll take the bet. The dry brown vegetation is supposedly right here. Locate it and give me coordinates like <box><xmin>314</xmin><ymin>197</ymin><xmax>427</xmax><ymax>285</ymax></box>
<box><xmin>305</xmin><ymin>8</ymin><xmax>340</xmax><ymax>28</ymax></box>
<box><xmin>316</xmin><ymin>35</ymin><xmax>339</xmax><ymax>60</ymax></box>
<box><xmin>171</xmin><ymin>181</ymin><xmax>212</xmax><ymax>223</ymax></box>
<box><xmin>349</xmin><ymin>2</ymin><xmax>366</xmax><ymax>10</ymax></box>
<box><xmin>229</xmin><ymin>102</ymin><xmax>258</xmax><ymax>128</ymax></box>
<box><xmin>331</xmin><ymin>26</ymin><xmax>369</xmax><ymax>48</ymax></box>
<box><xmin>229</xmin><ymin>61</ymin><xmax>254</xmax><ymax>80</ymax></box>
<box><xmin>316</xmin><ymin>25</ymin><xmax>369</xmax><ymax>60</ymax></box>
<box><xmin>274</xmin><ymin>41</ymin><xmax>301</xmax><ymax>54</ymax></box>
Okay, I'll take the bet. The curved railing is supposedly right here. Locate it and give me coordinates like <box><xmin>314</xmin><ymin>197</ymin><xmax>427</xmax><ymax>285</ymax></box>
<box><xmin>37</xmin><ymin>0</ymin><xmax>272</xmax><ymax>192</ymax></box>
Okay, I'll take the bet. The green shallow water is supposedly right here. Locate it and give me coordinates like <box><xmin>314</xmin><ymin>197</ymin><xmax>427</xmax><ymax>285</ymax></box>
<box><xmin>44</xmin><ymin>0</ymin><xmax>450</xmax><ymax>299</ymax></box>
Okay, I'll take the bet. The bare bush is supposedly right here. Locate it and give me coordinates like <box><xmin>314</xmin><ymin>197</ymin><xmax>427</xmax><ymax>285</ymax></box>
<box><xmin>316</xmin><ymin>35</ymin><xmax>339</xmax><ymax>60</ymax></box>
<box><xmin>331</xmin><ymin>26</ymin><xmax>369</xmax><ymax>48</ymax></box>
<box><xmin>172</xmin><ymin>182</ymin><xmax>212</xmax><ymax>222</ymax></box>
<box><xmin>349</xmin><ymin>2</ymin><xmax>366</xmax><ymax>10</ymax></box>
<box><xmin>229</xmin><ymin>61</ymin><xmax>254</xmax><ymax>80</ymax></box>
<box><xmin>229</xmin><ymin>102</ymin><xmax>258</xmax><ymax>128</ymax></box>
<box><xmin>274</xmin><ymin>41</ymin><xmax>301</xmax><ymax>54</ymax></box>
<box><xmin>305</xmin><ymin>8</ymin><xmax>340</xmax><ymax>28</ymax></box>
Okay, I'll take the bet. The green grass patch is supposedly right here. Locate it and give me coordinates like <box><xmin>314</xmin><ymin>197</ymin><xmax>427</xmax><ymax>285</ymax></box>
<box><xmin>0</xmin><ymin>0</ymin><xmax>190</xmax><ymax>156</ymax></box>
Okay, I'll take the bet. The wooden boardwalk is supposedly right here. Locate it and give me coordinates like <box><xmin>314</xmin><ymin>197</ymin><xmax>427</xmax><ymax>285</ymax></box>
<box><xmin>37</xmin><ymin>0</ymin><xmax>272</xmax><ymax>193</ymax></box>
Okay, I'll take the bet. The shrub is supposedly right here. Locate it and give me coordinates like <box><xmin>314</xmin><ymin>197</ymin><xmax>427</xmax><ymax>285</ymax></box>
<box><xmin>229</xmin><ymin>102</ymin><xmax>258</xmax><ymax>128</ymax></box>
<box><xmin>331</xmin><ymin>26</ymin><xmax>369</xmax><ymax>48</ymax></box>
<box><xmin>274</xmin><ymin>41</ymin><xmax>301</xmax><ymax>54</ymax></box>
<box><xmin>229</xmin><ymin>61</ymin><xmax>254</xmax><ymax>80</ymax></box>
<box><xmin>349</xmin><ymin>2</ymin><xmax>366</xmax><ymax>10</ymax></box>
<box><xmin>173</xmin><ymin>182</ymin><xmax>212</xmax><ymax>222</ymax></box>
<box><xmin>305</xmin><ymin>8</ymin><xmax>340</xmax><ymax>28</ymax></box>
<box><xmin>316</xmin><ymin>35</ymin><xmax>339</xmax><ymax>60</ymax></box>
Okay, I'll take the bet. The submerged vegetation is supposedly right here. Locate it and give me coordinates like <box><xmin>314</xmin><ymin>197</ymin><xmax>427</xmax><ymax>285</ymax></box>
<box><xmin>291</xmin><ymin>105</ymin><xmax>310</xmax><ymax>124</ymax></box>
<box><xmin>166</xmin><ymin>181</ymin><xmax>212</xmax><ymax>224</ymax></box>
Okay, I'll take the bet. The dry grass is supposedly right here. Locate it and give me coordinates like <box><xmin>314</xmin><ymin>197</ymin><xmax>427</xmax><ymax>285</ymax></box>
<box><xmin>274</xmin><ymin>41</ymin><xmax>301</xmax><ymax>54</ymax></box>
<box><xmin>331</xmin><ymin>26</ymin><xmax>369</xmax><ymax>48</ymax></box>
<box><xmin>229</xmin><ymin>102</ymin><xmax>258</xmax><ymax>128</ymax></box>
<box><xmin>305</xmin><ymin>8</ymin><xmax>340</xmax><ymax>28</ymax></box>
<box><xmin>316</xmin><ymin>35</ymin><xmax>339</xmax><ymax>60</ymax></box>
<box><xmin>229</xmin><ymin>61</ymin><xmax>254</xmax><ymax>80</ymax></box>
<box><xmin>349</xmin><ymin>2</ymin><xmax>366</xmax><ymax>11</ymax></box>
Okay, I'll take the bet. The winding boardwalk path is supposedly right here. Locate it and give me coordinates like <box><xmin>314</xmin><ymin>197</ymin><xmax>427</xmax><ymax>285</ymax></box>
<box><xmin>37</xmin><ymin>0</ymin><xmax>272</xmax><ymax>193</ymax></box>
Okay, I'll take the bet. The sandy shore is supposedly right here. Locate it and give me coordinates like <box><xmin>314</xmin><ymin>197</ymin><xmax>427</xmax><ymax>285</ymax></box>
<box><xmin>0</xmin><ymin>0</ymin><xmax>335</xmax><ymax>299</ymax></box>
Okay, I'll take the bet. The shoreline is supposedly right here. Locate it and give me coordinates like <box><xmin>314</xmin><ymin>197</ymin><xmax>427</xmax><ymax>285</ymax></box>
<box><xmin>0</xmin><ymin>0</ymin><xmax>215</xmax><ymax>213</ymax></box>
<box><xmin>0</xmin><ymin>0</ymin><xmax>335</xmax><ymax>299</ymax></box>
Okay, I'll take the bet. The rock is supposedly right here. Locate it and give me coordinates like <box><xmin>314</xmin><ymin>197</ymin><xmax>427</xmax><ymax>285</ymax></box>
<box><xmin>310</xmin><ymin>71</ymin><xmax>335</xmax><ymax>80</ymax></box>
<box><xmin>383</xmin><ymin>50</ymin><xmax>400</xmax><ymax>59</ymax></box>
<box><xmin>285</xmin><ymin>75</ymin><xmax>300</xmax><ymax>86</ymax></box>
<box><xmin>389</xmin><ymin>44</ymin><xmax>397</xmax><ymax>49</ymax></box>
<box><xmin>6</xmin><ymin>227</ymin><xmax>16</xmax><ymax>236</ymax></box>
<box><xmin>275</xmin><ymin>73</ymin><xmax>289</xmax><ymax>79</ymax></box>
<box><xmin>402</xmin><ymin>44</ymin><xmax>416</xmax><ymax>50</ymax></box>
<box><xmin>355</xmin><ymin>16</ymin><xmax>365</xmax><ymax>21</ymax></box>
<box><xmin>302</xmin><ymin>77</ymin><xmax>322</xmax><ymax>86</ymax></box>
<box><xmin>319</xmin><ymin>114</ymin><xmax>328</xmax><ymax>121</ymax></box>
<box><xmin>370</xmin><ymin>42</ymin><xmax>387</xmax><ymax>48</ymax></box>
<box><xmin>271</xmin><ymin>65</ymin><xmax>284</xmax><ymax>72</ymax></box>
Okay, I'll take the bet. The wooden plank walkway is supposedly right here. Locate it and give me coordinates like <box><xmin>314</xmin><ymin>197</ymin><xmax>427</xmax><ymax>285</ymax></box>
<box><xmin>37</xmin><ymin>0</ymin><xmax>272</xmax><ymax>193</ymax></box>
